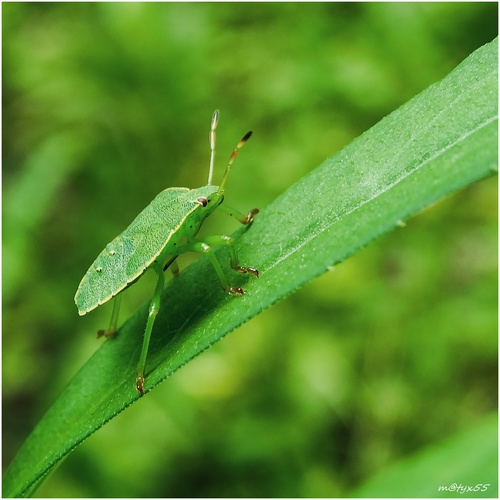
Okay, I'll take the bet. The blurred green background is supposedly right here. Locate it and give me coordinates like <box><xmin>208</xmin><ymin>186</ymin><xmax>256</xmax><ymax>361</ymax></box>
<box><xmin>3</xmin><ymin>3</ymin><xmax>497</xmax><ymax>497</ymax></box>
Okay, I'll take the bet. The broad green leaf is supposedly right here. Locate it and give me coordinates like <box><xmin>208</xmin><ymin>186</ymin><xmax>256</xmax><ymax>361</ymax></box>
<box><xmin>3</xmin><ymin>39</ymin><xmax>497</xmax><ymax>498</ymax></box>
<box><xmin>353</xmin><ymin>413</ymin><xmax>498</xmax><ymax>497</ymax></box>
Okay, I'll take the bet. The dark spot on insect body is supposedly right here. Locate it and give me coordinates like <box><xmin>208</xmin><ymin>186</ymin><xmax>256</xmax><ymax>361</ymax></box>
<box><xmin>95</xmin><ymin>266</ymin><xmax>103</xmax><ymax>273</ymax></box>
<box><xmin>196</xmin><ymin>197</ymin><xmax>208</xmax><ymax>207</ymax></box>
<box><xmin>108</xmin><ymin>250</ymin><xmax>116</xmax><ymax>256</ymax></box>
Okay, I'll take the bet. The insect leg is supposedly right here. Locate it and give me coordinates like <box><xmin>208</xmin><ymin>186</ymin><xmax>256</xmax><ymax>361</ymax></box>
<box><xmin>169</xmin><ymin>259</ymin><xmax>180</xmax><ymax>277</ymax></box>
<box><xmin>136</xmin><ymin>265</ymin><xmax>164</xmax><ymax>395</ymax></box>
<box><xmin>97</xmin><ymin>294</ymin><xmax>122</xmax><ymax>339</ymax></box>
<box><xmin>218</xmin><ymin>203</ymin><xmax>259</xmax><ymax>225</ymax></box>
<box><xmin>175</xmin><ymin>240</ymin><xmax>246</xmax><ymax>295</ymax></box>
<box><xmin>199</xmin><ymin>235</ymin><xmax>259</xmax><ymax>277</ymax></box>
<box><xmin>163</xmin><ymin>255</ymin><xmax>179</xmax><ymax>273</ymax></box>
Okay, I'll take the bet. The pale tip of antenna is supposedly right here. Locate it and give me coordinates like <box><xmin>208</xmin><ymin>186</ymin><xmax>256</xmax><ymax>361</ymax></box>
<box><xmin>212</xmin><ymin>109</ymin><xmax>219</xmax><ymax>126</ymax></box>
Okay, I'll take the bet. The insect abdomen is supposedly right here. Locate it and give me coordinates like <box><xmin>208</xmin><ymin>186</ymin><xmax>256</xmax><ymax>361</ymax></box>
<box><xmin>74</xmin><ymin>187</ymin><xmax>209</xmax><ymax>314</ymax></box>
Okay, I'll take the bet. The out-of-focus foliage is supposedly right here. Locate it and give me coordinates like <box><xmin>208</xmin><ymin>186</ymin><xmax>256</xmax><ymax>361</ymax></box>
<box><xmin>3</xmin><ymin>3</ymin><xmax>497</xmax><ymax>497</ymax></box>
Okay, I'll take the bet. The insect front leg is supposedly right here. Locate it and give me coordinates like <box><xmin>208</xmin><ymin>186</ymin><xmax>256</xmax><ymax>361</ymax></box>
<box><xmin>136</xmin><ymin>265</ymin><xmax>165</xmax><ymax>395</ymax></box>
<box><xmin>218</xmin><ymin>203</ymin><xmax>259</xmax><ymax>225</ymax></box>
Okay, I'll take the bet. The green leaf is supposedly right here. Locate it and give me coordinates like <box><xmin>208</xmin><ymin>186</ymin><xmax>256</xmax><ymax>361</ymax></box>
<box><xmin>3</xmin><ymin>39</ymin><xmax>497</xmax><ymax>498</ymax></box>
<box><xmin>352</xmin><ymin>413</ymin><xmax>498</xmax><ymax>497</ymax></box>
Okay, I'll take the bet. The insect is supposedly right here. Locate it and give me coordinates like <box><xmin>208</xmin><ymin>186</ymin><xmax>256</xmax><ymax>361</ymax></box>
<box><xmin>75</xmin><ymin>110</ymin><xmax>259</xmax><ymax>395</ymax></box>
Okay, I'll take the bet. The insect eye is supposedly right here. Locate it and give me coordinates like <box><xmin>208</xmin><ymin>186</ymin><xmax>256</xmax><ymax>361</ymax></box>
<box><xmin>196</xmin><ymin>197</ymin><xmax>208</xmax><ymax>207</ymax></box>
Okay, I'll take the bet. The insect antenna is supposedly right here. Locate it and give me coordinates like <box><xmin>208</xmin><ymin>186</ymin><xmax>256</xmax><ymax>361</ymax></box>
<box><xmin>218</xmin><ymin>129</ymin><xmax>252</xmax><ymax>194</ymax></box>
<box><xmin>207</xmin><ymin>109</ymin><xmax>219</xmax><ymax>185</ymax></box>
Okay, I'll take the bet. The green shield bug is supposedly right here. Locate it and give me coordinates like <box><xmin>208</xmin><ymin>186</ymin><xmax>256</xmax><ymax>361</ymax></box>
<box><xmin>75</xmin><ymin>110</ymin><xmax>259</xmax><ymax>395</ymax></box>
